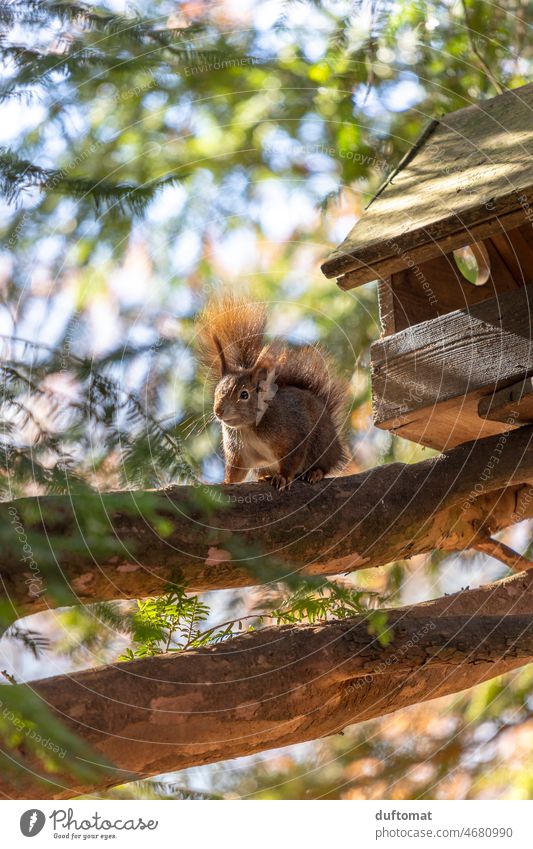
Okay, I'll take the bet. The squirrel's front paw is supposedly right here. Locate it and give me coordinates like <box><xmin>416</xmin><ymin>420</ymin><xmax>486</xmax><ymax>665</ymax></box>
<box><xmin>303</xmin><ymin>469</ymin><xmax>324</xmax><ymax>484</ymax></box>
<box><xmin>270</xmin><ymin>474</ymin><xmax>293</xmax><ymax>491</ymax></box>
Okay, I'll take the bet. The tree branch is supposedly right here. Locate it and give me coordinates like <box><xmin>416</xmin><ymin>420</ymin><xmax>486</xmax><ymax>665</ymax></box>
<box><xmin>460</xmin><ymin>0</ymin><xmax>505</xmax><ymax>94</ymax></box>
<box><xmin>3</xmin><ymin>426</ymin><xmax>533</xmax><ymax>616</ymax></box>
<box><xmin>3</xmin><ymin>602</ymin><xmax>533</xmax><ymax>799</ymax></box>
<box><xmin>471</xmin><ymin>536</ymin><xmax>533</xmax><ymax>572</ymax></box>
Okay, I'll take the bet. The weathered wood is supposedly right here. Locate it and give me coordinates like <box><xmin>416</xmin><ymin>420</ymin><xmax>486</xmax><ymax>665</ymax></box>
<box><xmin>490</xmin><ymin>228</ymin><xmax>533</xmax><ymax>283</ymax></box>
<box><xmin>484</xmin><ymin>238</ymin><xmax>521</xmax><ymax>290</ymax></box>
<box><xmin>371</xmin><ymin>282</ymin><xmax>533</xmax><ymax>448</ymax></box>
<box><xmin>376</xmin><ymin>226</ymin><xmax>533</xmax><ymax>337</ymax></box>
<box><xmin>479</xmin><ymin>377</ymin><xmax>533</xmax><ymax>423</ymax></box>
<box><xmin>377</xmin><ymin>277</ymin><xmax>397</xmax><ymax>335</ymax></box>
<box><xmin>336</xmin><ymin>210</ymin><xmax>531</xmax><ymax>290</ymax></box>
<box><xmin>378</xmin><ymin>393</ymin><xmax>514</xmax><ymax>451</ymax></box>
<box><xmin>378</xmin><ymin>248</ymin><xmax>503</xmax><ymax>336</ymax></box>
<box><xmin>508</xmin><ymin>223</ymin><xmax>533</xmax><ymax>275</ymax></box>
<box><xmin>4</xmin><ymin>610</ymin><xmax>533</xmax><ymax>799</ymax></box>
<box><xmin>323</xmin><ymin>82</ymin><xmax>533</xmax><ymax>285</ymax></box>
<box><xmin>3</xmin><ymin>427</ymin><xmax>533</xmax><ymax>615</ymax></box>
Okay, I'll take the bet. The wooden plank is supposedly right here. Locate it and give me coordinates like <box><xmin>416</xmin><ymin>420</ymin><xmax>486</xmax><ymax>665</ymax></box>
<box><xmin>323</xmin><ymin>82</ymin><xmax>533</xmax><ymax>282</ymax></box>
<box><xmin>370</xmin><ymin>282</ymin><xmax>533</xmax><ymax>450</ymax></box>
<box><xmin>376</xmin><ymin>277</ymin><xmax>397</xmax><ymax>335</ymax></box>
<box><xmin>377</xmin><ymin>243</ymin><xmax>525</xmax><ymax>336</ymax></box>
<box><xmin>383</xmin><ymin>257</ymin><xmax>463</xmax><ymax>334</ymax></box>
<box><xmin>379</xmin><ymin>393</ymin><xmax>517</xmax><ymax>452</ymax></box>
<box><xmin>335</xmin><ymin>209</ymin><xmax>530</xmax><ymax>289</ymax></box>
<box><xmin>479</xmin><ymin>377</ymin><xmax>533</xmax><ymax>423</ymax></box>
<box><xmin>517</xmin><ymin>221</ymin><xmax>533</xmax><ymax>247</ymax></box>
<box><xmin>509</xmin><ymin>224</ymin><xmax>533</xmax><ymax>275</ymax></box>
<box><xmin>484</xmin><ymin>238</ymin><xmax>522</xmax><ymax>290</ymax></box>
<box><xmin>491</xmin><ymin>232</ymin><xmax>527</xmax><ymax>283</ymax></box>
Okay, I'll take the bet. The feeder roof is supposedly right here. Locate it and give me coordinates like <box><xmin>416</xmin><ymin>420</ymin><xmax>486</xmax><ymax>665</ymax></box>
<box><xmin>322</xmin><ymin>82</ymin><xmax>533</xmax><ymax>288</ymax></box>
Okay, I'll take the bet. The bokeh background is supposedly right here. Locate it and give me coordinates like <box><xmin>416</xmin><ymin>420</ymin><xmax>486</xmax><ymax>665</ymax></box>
<box><xmin>1</xmin><ymin>0</ymin><xmax>533</xmax><ymax>799</ymax></box>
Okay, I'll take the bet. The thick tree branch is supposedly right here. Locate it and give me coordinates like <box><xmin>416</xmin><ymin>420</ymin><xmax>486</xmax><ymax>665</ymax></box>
<box><xmin>3</xmin><ymin>604</ymin><xmax>533</xmax><ymax>799</ymax></box>
<box><xmin>3</xmin><ymin>426</ymin><xmax>533</xmax><ymax>615</ymax></box>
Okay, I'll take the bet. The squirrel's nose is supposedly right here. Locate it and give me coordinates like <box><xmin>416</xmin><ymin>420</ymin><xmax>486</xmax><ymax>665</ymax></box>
<box><xmin>214</xmin><ymin>402</ymin><xmax>224</xmax><ymax>419</ymax></box>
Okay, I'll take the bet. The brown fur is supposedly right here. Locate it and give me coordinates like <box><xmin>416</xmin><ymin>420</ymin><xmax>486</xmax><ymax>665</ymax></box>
<box><xmin>196</xmin><ymin>295</ymin><xmax>349</xmax><ymax>489</ymax></box>
<box><xmin>275</xmin><ymin>345</ymin><xmax>347</xmax><ymax>434</ymax></box>
<box><xmin>196</xmin><ymin>294</ymin><xmax>267</xmax><ymax>376</ymax></box>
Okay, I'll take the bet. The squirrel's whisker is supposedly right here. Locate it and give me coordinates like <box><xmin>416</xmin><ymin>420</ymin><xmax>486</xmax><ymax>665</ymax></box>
<box><xmin>197</xmin><ymin>414</ymin><xmax>216</xmax><ymax>435</ymax></box>
<box><xmin>181</xmin><ymin>413</ymin><xmax>209</xmax><ymax>437</ymax></box>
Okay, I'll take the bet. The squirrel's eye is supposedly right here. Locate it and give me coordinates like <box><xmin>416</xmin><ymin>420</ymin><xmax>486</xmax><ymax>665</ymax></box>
<box><xmin>239</xmin><ymin>389</ymin><xmax>249</xmax><ymax>400</ymax></box>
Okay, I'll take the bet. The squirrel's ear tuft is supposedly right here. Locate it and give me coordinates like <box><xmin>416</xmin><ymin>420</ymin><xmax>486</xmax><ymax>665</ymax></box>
<box><xmin>195</xmin><ymin>294</ymin><xmax>267</xmax><ymax>378</ymax></box>
<box><xmin>213</xmin><ymin>335</ymin><xmax>228</xmax><ymax>375</ymax></box>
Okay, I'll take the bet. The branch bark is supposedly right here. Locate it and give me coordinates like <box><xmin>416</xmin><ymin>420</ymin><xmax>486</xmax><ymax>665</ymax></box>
<box><xmin>3</xmin><ymin>426</ymin><xmax>533</xmax><ymax>615</ymax></box>
<box><xmin>3</xmin><ymin>428</ymin><xmax>533</xmax><ymax>799</ymax></box>
<box><xmin>3</xmin><ymin>593</ymin><xmax>533</xmax><ymax>799</ymax></box>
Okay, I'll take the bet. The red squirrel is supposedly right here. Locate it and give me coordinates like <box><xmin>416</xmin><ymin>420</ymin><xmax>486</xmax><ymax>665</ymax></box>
<box><xmin>196</xmin><ymin>295</ymin><xmax>348</xmax><ymax>489</ymax></box>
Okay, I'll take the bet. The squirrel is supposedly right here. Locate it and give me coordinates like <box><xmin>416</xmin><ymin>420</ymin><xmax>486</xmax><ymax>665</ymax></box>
<box><xmin>196</xmin><ymin>294</ymin><xmax>348</xmax><ymax>489</ymax></box>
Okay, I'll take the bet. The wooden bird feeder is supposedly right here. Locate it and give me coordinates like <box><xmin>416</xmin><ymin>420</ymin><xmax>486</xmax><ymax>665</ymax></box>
<box><xmin>322</xmin><ymin>82</ymin><xmax>533</xmax><ymax>451</ymax></box>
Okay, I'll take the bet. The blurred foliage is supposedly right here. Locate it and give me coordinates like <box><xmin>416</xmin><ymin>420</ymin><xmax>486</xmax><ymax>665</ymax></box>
<box><xmin>0</xmin><ymin>337</ymin><xmax>195</xmax><ymax>497</ymax></box>
<box><xmin>221</xmin><ymin>667</ymin><xmax>533</xmax><ymax>800</ymax></box>
<box><xmin>0</xmin><ymin>0</ymin><xmax>531</xmax><ymax>800</ymax></box>
<box><xmin>119</xmin><ymin>579</ymin><xmax>390</xmax><ymax>660</ymax></box>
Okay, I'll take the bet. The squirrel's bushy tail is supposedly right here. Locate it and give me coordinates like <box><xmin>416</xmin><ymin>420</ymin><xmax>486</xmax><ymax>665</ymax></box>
<box><xmin>277</xmin><ymin>346</ymin><xmax>348</xmax><ymax>432</ymax></box>
<box><xmin>196</xmin><ymin>294</ymin><xmax>267</xmax><ymax>377</ymax></box>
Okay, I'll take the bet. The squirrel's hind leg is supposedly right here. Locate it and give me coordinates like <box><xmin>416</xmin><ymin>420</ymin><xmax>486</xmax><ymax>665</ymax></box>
<box><xmin>302</xmin><ymin>468</ymin><xmax>324</xmax><ymax>484</ymax></box>
<box><xmin>268</xmin><ymin>445</ymin><xmax>309</xmax><ymax>491</ymax></box>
